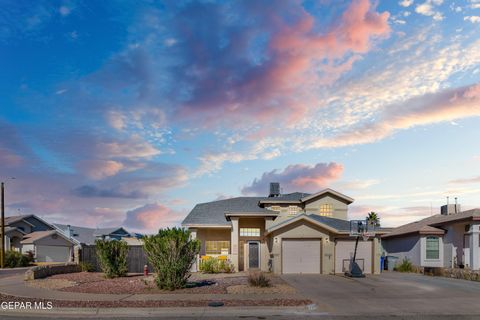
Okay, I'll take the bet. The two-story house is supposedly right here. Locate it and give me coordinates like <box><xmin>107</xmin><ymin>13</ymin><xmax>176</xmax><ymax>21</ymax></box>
<box><xmin>182</xmin><ymin>183</ymin><xmax>386</xmax><ymax>274</ymax></box>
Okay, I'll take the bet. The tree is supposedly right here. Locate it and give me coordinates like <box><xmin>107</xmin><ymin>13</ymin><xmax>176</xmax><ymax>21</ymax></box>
<box><xmin>366</xmin><ymin>211</ymin><xmax>380</xmax><ymax>227</ymax></box>
<box><xmin>95</xmin><ymin>239</ymin><xmax>128</xmax><ymax>278</ymax></box>
<box><xmin>143</xmin><ymin>227</ymin><xmax>200</xmax><ymax>290</ymax></box>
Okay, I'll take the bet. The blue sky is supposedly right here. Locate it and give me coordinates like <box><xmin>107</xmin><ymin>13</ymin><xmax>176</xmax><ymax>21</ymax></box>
<box><xmin>0</xmin><ymin>0</ymin><xmax>479</xmax><ymax>233</ymax></box>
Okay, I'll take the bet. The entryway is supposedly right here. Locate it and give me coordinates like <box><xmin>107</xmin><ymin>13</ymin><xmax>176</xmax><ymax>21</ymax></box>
<box><xmin>248</xmin><ymin>241</ymin><xmax>260</xmax><ymax>269</ymax></box>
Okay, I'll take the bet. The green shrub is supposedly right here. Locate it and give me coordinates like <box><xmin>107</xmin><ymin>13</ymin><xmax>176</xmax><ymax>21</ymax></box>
<box><xmin>5</xmin><ymin>250</ymin><xmax>30</xmax><ymax>268</ymax></box>
<box><xmin>248</xmin><ymin>271</ymin><xmax>271</xmax><ymax>287</ymax></box>
<box><xmin>143</xmin><ymin>228</ymin><xmax>200</xmax><ymax>290</ymax></box>
<box><xmin>95</xmin><ymin>239</ymin><xmax>128</xmax><ymax>278</ymax></box>
<box><xmin>395</xmin><ymin>257</ymin><xmax>414</xmax><ymax>273</ymax></box>
<box><xmin>199</xmin><ymin>257</ymin><xmax>234</xmax><ymax>273</ymax></box>
<box><xmin>79</xmin><ymin>262</ymin><xmax>95</xmax><ymax>272</ymax></box>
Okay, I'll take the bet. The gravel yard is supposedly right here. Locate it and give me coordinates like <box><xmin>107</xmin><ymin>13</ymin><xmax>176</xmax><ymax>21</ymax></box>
<box><xmin>26</xmin><ymin>272</ymin><xmax>294</xmax><ymax>295</ymax></box>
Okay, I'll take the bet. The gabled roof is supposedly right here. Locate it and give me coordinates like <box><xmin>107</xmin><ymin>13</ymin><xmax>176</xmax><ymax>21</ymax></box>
<box><xmin>4</xmin><ymin>226</ymin><xmax>27</xmax><ymax>235</ymax></box>
<box><xmin>21</xmin><ymin>230</ymin><xmax>75</xmax><ymax>245</ymax></box>
<box><xmin>301</xmin><ymin>188</ymin><xmax>354</xmax><ymax>205</ymax></box>
<box><xmin>54</xmin><ymin>224</ymin><xmax>131</xmax><ymax>245</ymax></box>
<box><xmin>265</xmin><ymin>214</ymin><xmax>351</xmax><ymax>235</ymax></box>
<box><xmin>382</xmin><ymin>209</ymin><xmax>480</xmax><ymax>239</ymax></box>
<box><xmin>3</xmin><ymin>214</ymin><xmax>55</xmax><ymax>230</ymax></box>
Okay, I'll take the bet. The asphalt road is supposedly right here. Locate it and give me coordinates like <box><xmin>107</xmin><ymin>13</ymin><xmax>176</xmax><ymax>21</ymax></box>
<box><xmin>0</xmin><ymin>267</ymin><xmax>28</xmax><ymax>279</ymax></box>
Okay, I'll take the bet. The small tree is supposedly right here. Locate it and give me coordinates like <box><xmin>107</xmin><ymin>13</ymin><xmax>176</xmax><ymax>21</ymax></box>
<box><xmin>143</xmin><ymin>228</ymin><xmax>200</xmax><ymax>290</ymax></box>
<box><xmin>367</xmin><ymin>211</ymin><xmax>380</xmax><ymax>227</ymax></box>
<box><xmin>95</xmin><ymin>239</ymin><xmax>128</xmax><ymax>278</ymax></box>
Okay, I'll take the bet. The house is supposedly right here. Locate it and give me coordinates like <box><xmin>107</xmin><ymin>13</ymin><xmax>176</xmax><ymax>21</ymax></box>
<box><xmin>2</xmin><ymin>215</ymin><xmax>75</xmax><ymax>262</ymax></box>
<box><xmin>54</xmin><ymin>224</ymin><xmax>133</xmax><ymax>246</ymax></box>
<box><xmin>382</xmin><ymin>203</ymin><xmax>480</xmax><ymax>270</ymax></box>
<box><xmin>182</xmin><ymin>183</ymin><xmax>387</xmax><ymax>274</ymax></box>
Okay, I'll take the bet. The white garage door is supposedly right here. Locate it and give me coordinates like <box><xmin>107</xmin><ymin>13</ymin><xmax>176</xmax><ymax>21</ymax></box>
<box><xmin>36</xmin><ymin>245</ymin><xmax>70</xmax><ymax>262</ymax></box>
<box><xmin>335</xmin><ymin>240</ymin><xmax>372</xmax><ymax>274</ymax></box>
<box><xmin>282</xmin><ymin>239</ymin><xmax>321</xmax><ymax>274</ymax></box>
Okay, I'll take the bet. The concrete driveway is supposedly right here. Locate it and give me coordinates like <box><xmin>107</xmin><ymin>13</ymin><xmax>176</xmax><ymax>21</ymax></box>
<box><xmin>282</xmin><ymin>272</ymin><xmax>480</xmax><ymax>317</ymax></box>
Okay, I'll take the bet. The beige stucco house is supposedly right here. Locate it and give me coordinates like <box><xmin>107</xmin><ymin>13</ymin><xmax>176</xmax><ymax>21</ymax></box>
<box><xmin>182</xmin><ymin>183</ymin><xmax>386</xmax><ymax>274</ymax></box>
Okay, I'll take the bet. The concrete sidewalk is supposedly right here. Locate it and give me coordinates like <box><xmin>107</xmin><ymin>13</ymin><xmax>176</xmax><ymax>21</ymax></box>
<box><xmin>0</xmin><ymin>275</ymin><xmax>303</xmax><ymax>302</ymax></box>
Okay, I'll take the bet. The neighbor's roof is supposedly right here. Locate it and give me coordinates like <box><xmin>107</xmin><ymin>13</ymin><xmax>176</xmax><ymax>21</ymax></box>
<box><xmin>4</xmin><ymin>226</ymin><xmax>27</xmax><ymax>235</ymax></box>
<box><xmin>20</xmin><ymin>230</ymin><xmax>74</xmax><ymax>245</ymax></box>
<box><xmin>54</xmin><ymin>224</ymin><xmax>131</xmax><ymax>245</ymax></box>
<box><xmin>2</xmin><ymin>215</ymin><xmax>35</xmax><ymax>227</ymax></box>
<box><xmin>382</xmin><ymin>209</ymin><xmax>480</xmax><ymax>239</ymax></box>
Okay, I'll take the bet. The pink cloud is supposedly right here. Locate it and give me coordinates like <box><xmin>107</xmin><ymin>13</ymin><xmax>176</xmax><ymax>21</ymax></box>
<box><xmin>124</xmin><ymin>203</ymin><xmax>185</xmax><ymax>233</ymax></box>
<box><xmin>78</xmin><ymin>160</ymin><xmax>124</xmax><ymax>180</ymax></box>
<box><xmin>242</xmin><ymin>162</ymin><xmax>344</xmax><ymax>195</ymax></box>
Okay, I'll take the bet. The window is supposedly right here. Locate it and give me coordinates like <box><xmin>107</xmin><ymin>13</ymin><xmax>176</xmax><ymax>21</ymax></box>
<box><xmin>240</xmin><ymin>228</ymin><xmax>261</xmax><ymax>237</ymax></box>
<box><xmin>288</xmin><ymin>206</ymin><xmax>299</xmax><ymax>215</ymax></box>
<box><xmin>319</xmin><ymin>204</ymin><xmax>333</xmax><ymax>216</ymax></box>
<box><xmin>205</xmin><ymin>241</ymin><xmax>230</xmax><ymax>255</ymax></box>
<box><xmin>426</xmin><ymin>236</ymin><xmax>439</xmax><ymax>259</ymax></box>
<box><xmin>270</xmin><ymin>206</ymin><xmax>281</xmax><ymax>212</ymax></box>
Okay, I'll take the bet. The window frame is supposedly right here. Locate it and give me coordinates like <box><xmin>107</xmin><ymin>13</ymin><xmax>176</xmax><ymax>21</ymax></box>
<box><xmin>205</xmin><ymin>240</ymin><xmax>230</xmax><ymax>255</ymax></box>
<box><xmin>239</xmin><ymin>228</ymin><xmax>261</xmax><ymax>237</ymax></box>
<box><xmin>288</xmin><ymin>206</ymin><xmax>299</xmax><ymax>216</ymax></box>
<box><xmin>425</xmin><ymin>236</ymin><xmax>440</xmax><ymax>260</ymax></box>
<box><xmin>319</xmin><ymin>203</ymin><xmax>333</xmax><ymax>216</ymax></box>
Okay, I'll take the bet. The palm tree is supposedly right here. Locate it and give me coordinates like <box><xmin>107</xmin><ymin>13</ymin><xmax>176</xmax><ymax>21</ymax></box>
<box><xmin>366</xmin><ymin>211</ymin><xmax>380</xmax><ymax>227</ymax></box>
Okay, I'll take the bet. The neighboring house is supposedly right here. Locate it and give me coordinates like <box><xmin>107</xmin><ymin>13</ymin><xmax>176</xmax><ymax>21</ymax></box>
<box><xmin>382</xmin><ymin>203</ymin><xmax>480</xmax><ymax>270</ymax></box>
<box><xmin>54</xmin><ymin>224</ymin><xmax>133</xmax><ymax>246</ymax></box>
<box><xmin>2</xmin><ymin>215</ymin><xmax>74</xmax><ymax>262</ymax></box>
<box><xmin>182</xmin><ymin>183</ymin><xmax>387</xmax><ymax>274</ymax></box>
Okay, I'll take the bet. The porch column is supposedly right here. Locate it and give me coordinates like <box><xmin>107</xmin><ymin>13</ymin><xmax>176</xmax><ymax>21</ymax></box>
<box><xmin>469</xmin><ymin>223</ymin><xmax>480</xmax><ymax>270</ymax></box>
<box><xmin>190</xmin><ymin>229</ymin><xmax>199</xmax><ymax>272</ymax></box>
<box><xmin>372</xmin><ymin>237</ymin><xmax>382</xmax><ymax>274</ymax></box>
<box><xmin>230</xmin><ymin>217</ymin><xmax>239</xmax><ymax>272</ymax></box>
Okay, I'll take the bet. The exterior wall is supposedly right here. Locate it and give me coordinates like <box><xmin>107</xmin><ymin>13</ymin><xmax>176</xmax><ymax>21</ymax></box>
<box><xmin>35</xmin><ymin>234</ymin><xmax>73</xmax><ymax>247</ymax></box>
<box><xmin>267</xmin><ymin>205</ymin><xmax>303</xmax><ymax>225</ymax></box>
<box><xmin>443</xmin><ymin>222</ymin><xmax>469</xmax><ymax>267</ymax></box>
<box><xmin>322</xmin><ymin>237</ymin><xmax>335</xmax><ymax>274</ymax></box>
<box><xmin>21</xmin><ymin>244</ymin><xmax>34</xmax><ymax>254</ymax></box>
<box><xmin>335</xmin><ymin>239</ymin><xmax>373</xmax><ymax>274</ymax></box>
<box><xmin>468</xmin><ymin>223</ymin><xmax>480</xmax><ymax>270</ymax></box>
<box><xmin>304</xmin><ymin>195</ymin><xmax>348</xmax><ymax>220</ymax></box>
<box><xmin>382</xmin><ymin>234</ymin><xmax>421</xmax><ymax>266</ymax></box>
<box><xmin>420</xmin><ymin>235</ymin><xmax>444</xmax><ymax>267</ymax></box>
<box><xmin>269</xmin><ymin>220</ymin><xmax>330</xmax><ymax>274</ymax></box>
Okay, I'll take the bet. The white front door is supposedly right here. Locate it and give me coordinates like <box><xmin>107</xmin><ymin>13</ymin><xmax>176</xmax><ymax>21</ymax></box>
<box><xmin>282</xmin><ymin>239</ymin><xmax>321</xmax><ymax>274</ymax></box>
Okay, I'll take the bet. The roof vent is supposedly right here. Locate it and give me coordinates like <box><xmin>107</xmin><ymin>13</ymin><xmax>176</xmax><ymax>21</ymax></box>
<box><xmin>269</xmin><ymin>182</ymin><xmax>280</xmax><ymax>197</ymax></box>
<box><xmin>441</xmin><ymin>196</ymin><xmax>460</xmax><ymax>215</ymax></box>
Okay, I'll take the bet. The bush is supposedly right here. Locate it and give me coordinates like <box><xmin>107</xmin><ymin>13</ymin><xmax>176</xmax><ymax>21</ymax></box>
<box><xmin>199</xmin><ymin>257</ymin><xmax>235</xmax><ymax>274</ymax></box>
<box><xmin>5</xmin><ymin>250</ymin><xmax>31</xmax><ymax>268</ymax></box>
<box><xmin>143</xmin><ymin>227</ymin><xmax>200</xmax><ymax>290</ymax></box>
<box><xmin>248</xmin><ymin>271</ymin><xmax>271</xmax><ymax>287</ymax></box>
<box><xmin>79</xmin><ymin>262</ymin><xmax>95</xmax><ymax>272</ymax></box>
<box><xmin>95</xmin><ymin>239</ymin><xmax>128</xmax><ymax>278</ymax></box>
<box><xmin>395</xmin><ymin>257</ymin><xmax>414</xmax><ymax>273</ymax></box>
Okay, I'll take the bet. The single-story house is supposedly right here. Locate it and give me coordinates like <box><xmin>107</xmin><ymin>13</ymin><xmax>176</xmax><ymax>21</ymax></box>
<box><xmin>21</xmin><ymin>230</ymin><xmax>75</xmax><ymax>262</ymax></box>
<box><xmin>382</xmin><ymin>203</ymin><xmax>480</xmax><ymax>270</ymax></box>
<box><xmin>182</xmin><ymin>183</ymin><xmax>387</xmax><ymax>274</ymax></box>
<box><xmin>2</xmin><ymin>215</ymin><xmax>75</xmax><ymax>262</ymax></box>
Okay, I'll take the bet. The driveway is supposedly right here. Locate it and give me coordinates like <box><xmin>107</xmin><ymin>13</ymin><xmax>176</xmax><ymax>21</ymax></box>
<box><xmin>0</xmin><ymin>267</ymin><xmax>29</xmax><ymax>279</ymax></box>
<box><xmin>282</xmin><ymin>272</ymin><xmax>480</xmax><ymax>317</ymax></box>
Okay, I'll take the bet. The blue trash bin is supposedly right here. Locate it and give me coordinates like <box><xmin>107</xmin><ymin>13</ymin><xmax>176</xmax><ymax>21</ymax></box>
<box><xmin>380</xmin><ymin>256</ymin><xmax>385</xmax><ymax>272</ymax></box>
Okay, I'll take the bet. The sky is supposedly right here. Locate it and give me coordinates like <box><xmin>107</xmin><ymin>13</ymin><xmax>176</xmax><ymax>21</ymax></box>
<box><xmin>0</xmin><ymin>0</ymin><xmax>479</xmax><ymax>234</ymax></box>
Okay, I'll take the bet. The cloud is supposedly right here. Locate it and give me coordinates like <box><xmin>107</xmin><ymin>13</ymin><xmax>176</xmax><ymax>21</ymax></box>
<box><xmin>399</xmin><ymin>0</ymin><xmax>414</xmax><ymax>7</ymax></box>
<box><xmin>123</xmin><ymin>203</ymin><xmax>184</xmax><ymax>233</ymax></box>
<box><xmin>59</xmin><ymin>6</ymin><xmax>71</xmax><ymax>16</ymax></box>
<box><xmin>77</xmin><ymin>160</ymin><xmax>124</xmax><ymax>180</ymax></box>
<box><xmin>415</xmin><ymin>0</ymin><xmax>444</xmax><ymax>20</ymax></box>
<box><xmin>72</xmin><ymin>185</ymin><xmax>146</xmax><ymax>199</ymax></box>
<box><xmin>242</xmin><ymin>162</ymin><xmax>344</xmax><ymax>195</ymax></box>
<box><xmin>464</xmin><ymin>16</ymin><xmax>480</xmax><ymax>23</ymax></box>
<box><xmin>449</xmin><ymin>176</ymin><xmax>480</xmax><ymax>184</ymax></box>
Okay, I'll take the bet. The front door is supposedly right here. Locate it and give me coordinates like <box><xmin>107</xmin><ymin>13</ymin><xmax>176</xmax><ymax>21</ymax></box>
<box><xmin>248</xmin><ymin>242</ymin><xmax>259</xmax><ymax>269</ymax></box>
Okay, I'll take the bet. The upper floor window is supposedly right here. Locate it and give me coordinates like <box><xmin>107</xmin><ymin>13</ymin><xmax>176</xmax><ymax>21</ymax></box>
<box><xmin>319</xmin><ymin>204</ymin><xmax>333</xmax><ymax>216</ymax></box>
<box><xmin>240</xmin><ymin>228</ymin><xmax>261</xmax><ymax>237</ymax></box>
<box><xmin>270</xmin><ymin>206</ymin><xmax>281</xmax><ymax>212</ymax></box>
<box><xmin>288</xmin><ymin>206</ymin><xmax>299</xmax><ymax>215</ymax></box>
<box><xmin>426</xmin><ymin>236</ymin><xmax>439</xmax><ymax>259</ymax></box>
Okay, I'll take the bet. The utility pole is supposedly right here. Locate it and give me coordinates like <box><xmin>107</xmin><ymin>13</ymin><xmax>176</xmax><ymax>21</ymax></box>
<box><xmin>1</xmin><ymin>182</ymin><xmax>4</xmax><ymax>268</ymax></box>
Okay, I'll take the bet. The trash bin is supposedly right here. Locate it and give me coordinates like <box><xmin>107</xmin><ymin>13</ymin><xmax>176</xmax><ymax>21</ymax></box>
<box><xmin>380</xmin><ymin>256</ymin><xmax>385</xmax><ymax>272</ymax></box>
<box><xmin>386</xmin><ymin>256</ymin><xmax>399</xmax><ymax>271</ymax></box>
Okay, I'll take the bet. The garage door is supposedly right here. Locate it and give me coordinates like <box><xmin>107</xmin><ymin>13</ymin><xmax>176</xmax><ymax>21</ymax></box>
<box><xmin>282</xmin><ymin>239</ymin><xmax>321</xmax><ymax>274</ymax></box>
<box><xmin>36</xmin><ymin>245</ymin><xmax>70</xmax><ymax>262</ymax></box>
<box><xmin>335</xmin><ymin>240</ymin><xmax>372</xmax><ymax>274</ymax></box>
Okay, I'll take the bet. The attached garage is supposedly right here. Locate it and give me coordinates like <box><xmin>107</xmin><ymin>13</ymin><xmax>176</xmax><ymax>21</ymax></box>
<box><xmin>282</xmin><ymin>239</ymin><xmax>321</xmax><ymax>274</ymax></box>
<box><xmin>21</xmin><ymin>230</ymin><xmax>74</xmax><ymax>263</ymax></box>
<box><xmin>335</xmin><ymin>239</ymin><xmax>372</xmax><ymax>274</ymax></box>
<box><xmin>36</xmin><ymin>245</ymin><xmax>71</xmax><ymax>262</ymax></box>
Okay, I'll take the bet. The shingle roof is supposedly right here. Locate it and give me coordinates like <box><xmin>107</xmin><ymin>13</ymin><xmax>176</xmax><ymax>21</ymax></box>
<box><xmin>54</xmin><ymin>224</ymin><xmax>130</xmax><ymax>245</ymax></box>
<box><xmin>20</xmin><ymin>230</ymin><xmax>71</xmax><ymax>244</ymax></box>
<box><xmin>308</xmin><ymin>214</ymin><xmax>352</xmax><ymax>231</ymax></box>
<box><xmin>382</xmin><ymin>209</ymin><xmax>480</xmax><ymax>239</ymax></box>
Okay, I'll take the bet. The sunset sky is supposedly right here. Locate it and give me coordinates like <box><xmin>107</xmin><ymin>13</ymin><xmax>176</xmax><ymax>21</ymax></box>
<box><xmin>1</xmin><ymin>0</ymin><xmax>479</xmax><ymax>233</ymax></box>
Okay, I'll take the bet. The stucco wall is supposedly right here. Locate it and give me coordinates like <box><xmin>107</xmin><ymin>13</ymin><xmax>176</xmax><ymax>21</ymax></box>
<box><xmin>196</xmin><ymin>228</ymin><xmax>231</xmax><ymax>256</ymax></box>
<box><xmin>443</xmin><ymin>223</ymin><xmax>468</xmax><ymax>267</ymax></box>
<box><xmin>269</xmin><ymin>220</ymin><xmax>330</xmax><ymax>274</ymax></box>
<box><xmin>304</xmin><ymin>195</ymin><xmax>348</xmax><ymax>220</ymax></box>
<box><xmin>239</xmin><ymin>218</ymin><xmax>267</xmax><ymax>271</ymax></box>
<box><xmin>382</xmin><ymin>234</ymin><xmax>421</xmax><ymax>266</ymax></box>
<box><xmin>35</xmin><ymin>234</ymin><xmax>72</xmax><ymax>247</ymax></box>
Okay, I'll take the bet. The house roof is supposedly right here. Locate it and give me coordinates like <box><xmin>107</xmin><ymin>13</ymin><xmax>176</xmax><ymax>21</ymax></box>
<box><xmin>3</xmin><ymin>215</ymin><xmax>35</xmax><ymax>227</ymax></box>
<box><xmin>20</xmin><ymin>230</ymin><xmax>74</xmax><ymax>245</ymax></box>
<box><xmin>54</xmin><ymin>224</ymin><xmax>131</xmax><ymax>245</ymax></box>
<box><xmin>382</xmin><ymin>209</ymin><xmax>480</xmax><ymax>239</ymax></box>
<box><xmin>301</xmin><ymin>188</ymin><xmax>354</xmax><ymax>205</ymax></box>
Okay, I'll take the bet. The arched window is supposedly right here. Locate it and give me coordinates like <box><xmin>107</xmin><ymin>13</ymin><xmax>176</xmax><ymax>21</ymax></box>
<box><xmin>426</xmin><ymin>236</ymin><xmax>439</xmax><ymax>259</ymax></box>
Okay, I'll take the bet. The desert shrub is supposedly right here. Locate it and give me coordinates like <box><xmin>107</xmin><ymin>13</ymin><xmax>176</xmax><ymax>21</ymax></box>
<box><xmin>79</xmin><ymin>262</ymin><xmax>95</xmax><ymax>272</ymax></box>
<box><xmin>199</xmin><ymin>257</ymin><xmax>235</xmax><ymax>273</ymax></box>
<box><xmin>5</xmin><ymin>250</ymin><xmax>31</xmax><ymax>268</ymax></box>
<box><xmin>143</xmin><ymin>227</ymin><xmax>200</xmax><ymax>290</ymax></box>
<box><xmin>395</xmin><ymin>257</ymin><xmax>414</xmax><ymax>273</ymax></box>
<box><xmin>248</xmin><ymin>271</ymin><xmax>271</xmax><ymax>287</ymax></box>
<box><xmin>95</xmin><ymin>239</ymin><xmax>128</xmax><ymax>278</ymax></box>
